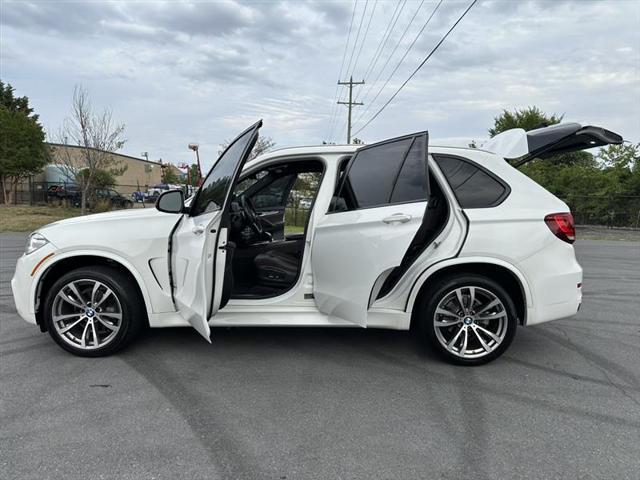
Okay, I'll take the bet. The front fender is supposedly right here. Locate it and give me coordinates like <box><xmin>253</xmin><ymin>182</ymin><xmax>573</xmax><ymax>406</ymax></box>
<box><xmin>31</xmin><ymin>249</ymin><xmax>167</xmax><ymax>317</ymax></box>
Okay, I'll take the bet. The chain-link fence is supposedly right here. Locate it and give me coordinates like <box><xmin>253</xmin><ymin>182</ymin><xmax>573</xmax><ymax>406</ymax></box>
<box><xmin>560</xmin><ymin>195</ymin><xmax>640</xmax><ymax>228</ymax></box>
<box><xmin>3</xmin><ymin>180</ymin><xmax>640</xmax><ymax>229</ymax></box>
<box><xmin>2</xmin><ymin>181</ymin><xmax>193</xmax><ymax>206</ymax></box>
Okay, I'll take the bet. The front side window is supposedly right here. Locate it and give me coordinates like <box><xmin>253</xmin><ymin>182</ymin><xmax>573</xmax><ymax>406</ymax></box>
<box><xmin>191</xmin><ymin>128</ymin><xmax>257</xmax><ymax>216</ymax></box>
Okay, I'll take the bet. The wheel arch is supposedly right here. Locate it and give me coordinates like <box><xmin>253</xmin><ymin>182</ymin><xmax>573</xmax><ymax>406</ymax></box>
<box><xmin>407</xmin><ymin>258</ymin><xmax>531</xmax><ymax>328</ymax></box>
<box><xmin>34</xmin><ymin>252</ymin><xmax>150</xmax><ymax>332</ymax></box>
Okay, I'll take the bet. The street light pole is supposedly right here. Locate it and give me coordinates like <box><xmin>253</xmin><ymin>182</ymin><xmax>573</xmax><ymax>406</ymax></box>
<box><xmin>188</xmin><ymin>143</ymin><xmax>203</xmax><ymax>185</ymax></box>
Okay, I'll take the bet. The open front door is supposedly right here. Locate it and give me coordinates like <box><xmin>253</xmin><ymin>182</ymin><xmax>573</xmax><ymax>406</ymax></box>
<box><xmin>481</xmin><ymin>122</ymin><xmax>623</xmax><ymax>166</ymax></box>
<box><xmin>311</xmin><ymin>132</ymin><xmax>429</xmax><ymax>326</ymax></box>
<box><xmin>170</xmin><ymin>121</ymin><xmax>261</xmax><ymax>340</ymax></box>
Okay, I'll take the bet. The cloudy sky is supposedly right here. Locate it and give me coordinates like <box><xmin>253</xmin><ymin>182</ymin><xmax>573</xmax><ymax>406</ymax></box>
<box><xmin>1</xmin><ymin>0</ymin><xmax>638</xmax><ymax>169</ymax></box>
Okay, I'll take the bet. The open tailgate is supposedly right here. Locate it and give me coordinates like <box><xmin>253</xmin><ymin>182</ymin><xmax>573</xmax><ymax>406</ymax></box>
<box><xmin>481</xmin><ymin>122</ymin><xmax>623</xmax><ymax>166</ymax></box>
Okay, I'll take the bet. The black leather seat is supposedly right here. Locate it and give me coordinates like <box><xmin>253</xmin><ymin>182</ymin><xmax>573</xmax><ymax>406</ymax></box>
<box><xmin>254</xmin><ymin>250</ymin><xmax>299</xmax><ymax>286</ymax></box>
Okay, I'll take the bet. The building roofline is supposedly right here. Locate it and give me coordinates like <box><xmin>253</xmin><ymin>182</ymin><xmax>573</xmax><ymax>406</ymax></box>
<box><xmin>45</xmin><ymin>142</ymin><xmax>163</xmax><ymax>166</ymax></box>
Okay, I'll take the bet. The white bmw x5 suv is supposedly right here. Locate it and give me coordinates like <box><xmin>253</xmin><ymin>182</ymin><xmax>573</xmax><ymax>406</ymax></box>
<box><xmin>12</xmin><ymin>121</ymin><xmax>622</xmax><ymax>365</ymax></box>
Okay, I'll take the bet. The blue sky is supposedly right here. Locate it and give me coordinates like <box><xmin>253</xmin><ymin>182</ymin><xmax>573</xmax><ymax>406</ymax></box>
<box><xmin>1</xmin><ymin>0</ymin><xmax>638</xmax><ymax>169</ymax></box>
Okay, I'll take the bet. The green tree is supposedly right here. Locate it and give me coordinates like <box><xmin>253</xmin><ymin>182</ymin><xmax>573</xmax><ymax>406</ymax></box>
<box><xmin>161</xmin><ymin>164</ymin><xmax>181</xmax><ymax>184</ymax></box>
<box><xmin>0</xmin><ymin>81</ymin><xmax>47</xmax><ymax>204</ymax></box>
<box><xmin>0</xmin><ymin>81</ymin><xmax>39</xmax><ymax>120</ymax></box>
<box><xmin>489</xmin><ymin>106</ymin><xmax>562</xmax><ymax>137</ymax></box>
<box><xmin>76</xmin><ymin>168</ymin><xmax>116</xmax><ymax>189</ymax></box>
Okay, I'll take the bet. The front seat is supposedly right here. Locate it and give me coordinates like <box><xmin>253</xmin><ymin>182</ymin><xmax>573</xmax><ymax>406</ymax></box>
<box><xmin>254</xmin><ymin>250</ymin><xmax>299</xmax><ymax>286</ymax></box>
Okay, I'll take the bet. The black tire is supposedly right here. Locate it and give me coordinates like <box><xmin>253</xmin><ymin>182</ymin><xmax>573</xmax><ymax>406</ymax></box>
<box><xmin>43</xmin><ymin>266</ymin><xmax>145</xmax><ymax>357</ymax></box>
<box><xmin>416</xmin><ymin>274</ymin><xmax>517</xmax><ymax>366</ymax></box>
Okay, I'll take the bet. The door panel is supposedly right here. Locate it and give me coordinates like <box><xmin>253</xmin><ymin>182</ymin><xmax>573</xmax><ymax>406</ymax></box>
<box><xmin>311</xmin><ymin>131</ymin><xmax>429</xmax><ymax>326</ymax></box>
<box><xmin>170</xmin><ymin>121</ymin><xmax>261</xmax><ymax>340</ymax></box>
<box><xmin>171</xmin><ymin>210</ymin><xmax>221</xmax><ymax>340</ymax></box>
<box><xmin>312</xmin><ymin>201</ymin><xmax>428</xmax><ymax>326</ymax></box>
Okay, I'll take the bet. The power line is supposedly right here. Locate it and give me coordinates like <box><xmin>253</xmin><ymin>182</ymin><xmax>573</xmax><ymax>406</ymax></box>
<box><xmin>353</xmin><ymin>0</ymin><xmax>444</xmax><ymax>127</ymax></box>
<box><xmin>335</xmin><ymin>0</ymin><xmax>406</xmax><ymax>141</ymax></box>
<box><xmin>349</xmin><ymin>0</ymin><xmax>378</xmax><ymax>79</ymax></box>
<box><xmin>359</xmin><ymin>0</ymin><xmax>407</xmax><ymax>91</ymax></box>
<box><xmin>353</xmin><ymin>0</ymin><xmax>429</xmax><ymax>120</ymax></box>
<box><xmin>353</xmin><ymin>0</ymin><xmax>478</xmax><ymax>136</ymax></box>
<box><xmin>344</xmin><ymin>0</ymin><xmax>370</xmax><ymax>79</ymax></box>
<box><xmin>325</xmin><ymin>0</ymin><xmax>358</xmax><ymax>142</ymax></box>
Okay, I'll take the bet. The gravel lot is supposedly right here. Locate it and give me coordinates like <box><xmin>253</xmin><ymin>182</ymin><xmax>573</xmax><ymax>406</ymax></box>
<box><xmin>1</xmin><ymin>233</ymin><xmax>639</xmax><ymax>480</ymax></box>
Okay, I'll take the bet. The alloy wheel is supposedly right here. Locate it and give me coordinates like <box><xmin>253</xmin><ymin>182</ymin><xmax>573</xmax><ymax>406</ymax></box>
<box><xmin>51</xmin><ymin>279</ymin><xmax>122</xmax><ymax>350</ymax></box>
<box><xmin>433</xmin><ymin>286</ymin><xmax>508</xmax><ymax>359</ymax></box>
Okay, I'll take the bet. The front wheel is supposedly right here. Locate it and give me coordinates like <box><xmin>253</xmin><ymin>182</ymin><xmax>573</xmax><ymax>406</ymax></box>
<box><xmin>43</xmin><ymin>266</ymin><xmax>145</xmax><ymax>357</ymax></box>
<box><xmin>417</xmin><ymin>274</ymin><xmax>517</xmax><ymax>365</ymax></box>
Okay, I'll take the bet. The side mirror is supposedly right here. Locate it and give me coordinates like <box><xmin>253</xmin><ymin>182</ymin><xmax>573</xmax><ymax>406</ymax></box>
<box><xmin>156</xmin><ymin>190</ymin><xmax>185</xmax><ymax>214</ymax></box>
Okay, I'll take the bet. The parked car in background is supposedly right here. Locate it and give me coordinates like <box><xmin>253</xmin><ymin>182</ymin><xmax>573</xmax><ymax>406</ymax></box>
<box><xmin>95</xmin><ymin>189</ymin><xmax>134</xmax><ymax>208</ymax></box>
<box><xmin>131</xmin><ymin>191</ymin><xmax>145</xmax><ymax>203</ymax></box>
<box><xmin>47</xmin><ymin>184</ymin><xmax>81</xmax><ymax>204</ymax></box>
<box><xmin>298</xmin><ymin>198</ymin><xmax>312</xmax><ymax>209</ymax></box>
<box><xmin>12</xmin><ymin>121</ymin><xmax>622</xmax><ymax>365</ymax></box>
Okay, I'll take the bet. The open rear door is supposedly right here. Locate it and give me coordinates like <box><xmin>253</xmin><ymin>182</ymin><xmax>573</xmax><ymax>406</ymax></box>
<box><xmin>170</xmin><ymin>121</ymin><xmax>261</xmax><ymax>340</ymax></box>
<box><xmin>311</xmin><ymin>132</ymin><xmax>430</xmax><ymax>326</ymax></box>
<box><xmin>481</xmin><ymin>123</ymin><xmax>623</xmax><ymax>166</ymax></box>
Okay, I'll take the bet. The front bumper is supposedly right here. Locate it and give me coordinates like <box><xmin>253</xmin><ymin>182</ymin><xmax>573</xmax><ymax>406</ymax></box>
<box><xmin>11</xmin><ymin>245</ymin><xmax>57</xmax><ymax>325</ymax></box>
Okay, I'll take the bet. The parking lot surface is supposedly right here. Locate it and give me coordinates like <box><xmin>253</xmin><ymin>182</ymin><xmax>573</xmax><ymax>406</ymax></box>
<box><xmin>1</xmin><ymin>233</ymin><xmax>639</xmax><ymax>479</ymax></box>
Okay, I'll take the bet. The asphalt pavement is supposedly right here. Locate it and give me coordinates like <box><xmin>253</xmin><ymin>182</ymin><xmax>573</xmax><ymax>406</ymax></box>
<box><xmin>1</xmin><ymin>233</ymin><xmax>639</xmax><ymax>480</ymax></box>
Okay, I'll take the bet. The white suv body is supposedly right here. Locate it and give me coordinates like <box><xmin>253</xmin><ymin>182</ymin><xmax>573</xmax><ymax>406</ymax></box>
<box><xmin>11</xmin><ymin>122</ymin><xmax>622</xmax><ymax>364</ymax></box>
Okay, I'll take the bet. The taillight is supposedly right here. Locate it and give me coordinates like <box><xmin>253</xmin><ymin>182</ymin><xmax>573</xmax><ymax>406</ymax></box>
<box><xmin>545</xmin><ymin>212</ymin><xmax>575</xmax><ymax>244</ymax></box>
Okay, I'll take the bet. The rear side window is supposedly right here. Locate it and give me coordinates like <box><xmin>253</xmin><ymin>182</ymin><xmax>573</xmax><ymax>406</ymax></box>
<box><xmin>434</xmin><ymin>155</ymin><xmax>509</xmax><ymax>208</ymax></box>
<box><xmin>332</xmin><ymin>134</ymin><xmax>429</xmax><ymax>211</ymax></box>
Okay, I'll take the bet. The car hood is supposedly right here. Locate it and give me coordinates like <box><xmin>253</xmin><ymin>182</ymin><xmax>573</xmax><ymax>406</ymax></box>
<box><xmin>42</xmin><ymin>207</ymin><xmax>167</xmax><ymax>230</ymax></box>
<box><xmin>38</xmin><ymin>207</ymin><xmax>182</xmax><ymax>254</ymax></box>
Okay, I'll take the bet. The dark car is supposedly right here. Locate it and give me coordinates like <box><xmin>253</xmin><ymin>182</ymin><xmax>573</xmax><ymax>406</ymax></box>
<box><xmin>96</xmin><ymin>189</ymin><xmax>134</xmax><ymax>208</ymax></box>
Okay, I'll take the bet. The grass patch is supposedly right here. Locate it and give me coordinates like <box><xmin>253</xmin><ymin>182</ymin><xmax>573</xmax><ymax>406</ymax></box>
<box><xmin>284</xmin><ymin>224</ymin><xmax>305</xmax><ymax>235</ymax></box>
<box><xmin>0</xmin><ymin>205</ymin><xmax>82</xmax><ymax>233</ymax></box>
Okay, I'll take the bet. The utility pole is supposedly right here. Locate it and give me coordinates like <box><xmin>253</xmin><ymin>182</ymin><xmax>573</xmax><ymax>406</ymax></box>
<box><xmin>337</xmin><ymin>76</ymin><xmax>364</xmax><ymax>144</ymax></box>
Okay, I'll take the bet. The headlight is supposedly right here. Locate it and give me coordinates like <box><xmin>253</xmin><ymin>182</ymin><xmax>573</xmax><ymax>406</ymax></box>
<box><xmin>25</xmin><ymin>233</ymin><xmax>49</xmax><ymax>255</ymax></box>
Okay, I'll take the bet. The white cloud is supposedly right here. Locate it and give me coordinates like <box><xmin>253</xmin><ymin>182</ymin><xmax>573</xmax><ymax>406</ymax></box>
<box><xmin>1</xmin><ymin>0</ymin><xmax>638</xmax><ymax>170</ymax></box>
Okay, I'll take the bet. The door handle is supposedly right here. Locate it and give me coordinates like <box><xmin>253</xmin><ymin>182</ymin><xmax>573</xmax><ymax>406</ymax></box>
<box><xmin>192</xmin><ymin>224</ymin><xmax>205</xmax><ymax>235</ymax></box>
<box><xmin>382</xmin><ymin>213</ymin><xmax>411</xmax><ymax>224</ymax></box>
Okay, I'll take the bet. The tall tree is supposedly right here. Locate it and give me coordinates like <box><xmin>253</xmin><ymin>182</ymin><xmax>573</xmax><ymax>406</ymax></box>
<box><xmin>0</xmin><ymin>81</ymin><xmax>47</xmax><ymax>204</ymax></box>
<box><xmin>57</xmin><ymin>86</ymin><xmax>127</xmax><ymax>214</ymax></box>
<box><xmin>161</xmin><ymin>164</ymin><xmax>181</xmax><ymax>184</ymax></box>
<box><xmin>218</xmin><ymin>136</ymin><xmax>275</xmax><ymax>161</ymax></box>
<box><xmin>489</xmin><ymin>106</ymin><xmax>562</xmax><ymax>137</ymax></box>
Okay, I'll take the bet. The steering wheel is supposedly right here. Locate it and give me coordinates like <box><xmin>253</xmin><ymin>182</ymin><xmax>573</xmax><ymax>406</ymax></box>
<box><xmin>238</xmin><ymin>195</ymin><xmax>263</xmax><ymax>235</ymax></box>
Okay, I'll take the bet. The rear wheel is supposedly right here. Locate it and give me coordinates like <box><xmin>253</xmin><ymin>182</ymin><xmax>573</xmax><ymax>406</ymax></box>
<box><xmin>417</xmin><ymin>274</ymin><xmax>517</xmax><ymax>365</ymax></box>
<box><xmin>43</xmin><ymin>266</ymin><xmax>144</xmax><ymax>357</ymax></box>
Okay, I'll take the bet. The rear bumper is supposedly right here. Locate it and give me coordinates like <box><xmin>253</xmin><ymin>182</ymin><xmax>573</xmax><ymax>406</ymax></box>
<box><xmin>518</xmin><ymin>240</ymin><xmax>582</xmax><ymax>326</ymax></box>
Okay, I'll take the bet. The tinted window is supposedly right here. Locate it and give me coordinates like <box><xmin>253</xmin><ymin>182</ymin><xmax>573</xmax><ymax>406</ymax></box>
<box><xmin>434</xmin><ymin>155</ymin><xmax>508</xmax><ymax>208</ymax></box>
<box><xmin>390</xmin><ymin>135</ymin><xmax>428</xmax><ymax>203</ymax></box>
<box><xmin>342</xmin><ymin>138</ymin><xmax>412</xmax><ymax>209</ymax></box>
<box><xmin>252</xmin><ymin>175</ymin><xmax>294</xmax><ymax>209</ymax></box>
<box><xmin>191</xmin><ymin>129</ymin><xmax>256</xmax><ymax>216</ymax></box>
